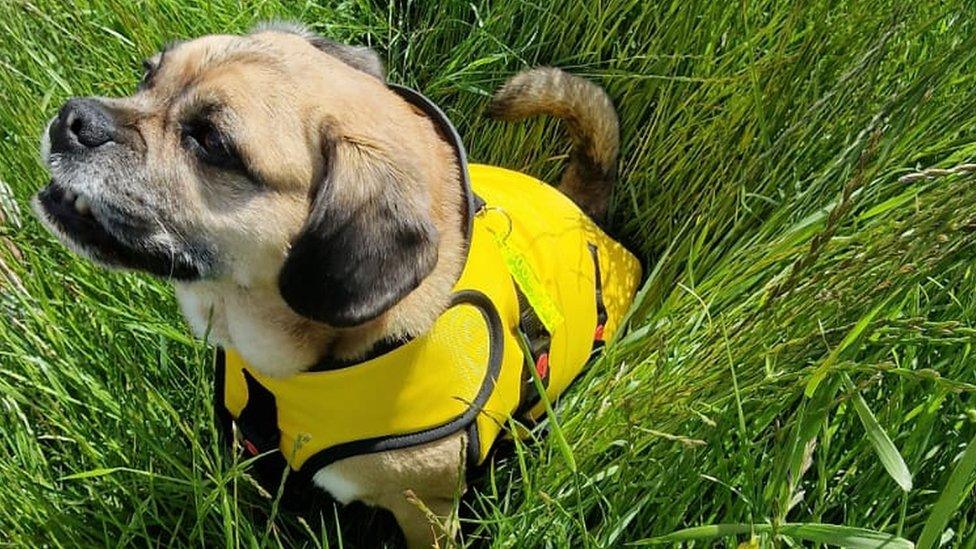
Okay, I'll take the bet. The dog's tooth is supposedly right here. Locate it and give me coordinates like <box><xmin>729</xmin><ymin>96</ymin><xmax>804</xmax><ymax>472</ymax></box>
<box><xmin>63</xmin><ymin>189</ymin><xmax>76</xmax><ymax>203</ymax></box>
<box><xmin>74</xmin><ymin>195</ymin><xmax>90</xmax><ymax>216</ymax></box>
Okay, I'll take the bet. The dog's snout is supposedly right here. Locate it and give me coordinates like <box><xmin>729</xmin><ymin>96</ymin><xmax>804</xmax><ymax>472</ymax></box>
<box><xmin>50</xmin><ymin>98</ymin><xmax>117</xmax><ymax>153</ymax></box>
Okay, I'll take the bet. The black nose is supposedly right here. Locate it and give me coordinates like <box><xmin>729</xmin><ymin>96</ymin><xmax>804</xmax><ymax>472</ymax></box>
<box><xmin>49</xmin><ymin>98</ymin><xmax>117</xmax><ymax>153</ymax></box>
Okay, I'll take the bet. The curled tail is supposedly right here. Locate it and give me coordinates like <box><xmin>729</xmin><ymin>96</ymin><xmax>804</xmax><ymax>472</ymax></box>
<box><xmin>488</xmin><ymin>67</ymin><xmax>619</xmax><ymax>223</ymax></box>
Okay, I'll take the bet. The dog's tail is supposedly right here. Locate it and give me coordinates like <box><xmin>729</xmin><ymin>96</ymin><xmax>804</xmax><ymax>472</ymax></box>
<box><xmin>488</xmin><ymin>67</ymin><xmax>619</xmax><ymax>223</ymax></box>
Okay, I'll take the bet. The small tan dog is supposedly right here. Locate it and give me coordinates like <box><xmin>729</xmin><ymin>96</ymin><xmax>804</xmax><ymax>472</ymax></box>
<box><xmin>33</xmin><ymin>22</ymin><xmax>624</xmax><ymax>547</ymax></box>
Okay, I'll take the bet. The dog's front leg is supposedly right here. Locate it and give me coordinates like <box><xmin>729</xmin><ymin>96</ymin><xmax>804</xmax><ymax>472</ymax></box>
<box><xmin>314</xmin><ymin>431</ymin><xmax>466</xmax><ymax>548</ymax></box>
<box><xmin>378</xmin><ymin>491</ymin><xmax>459</xmax><ymax>548</ymax></box>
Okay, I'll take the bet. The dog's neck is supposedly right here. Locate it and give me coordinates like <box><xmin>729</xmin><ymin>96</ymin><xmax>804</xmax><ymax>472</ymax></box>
<box><xmin>175</xmin><ymin>94</ymin><xmax>467</xmax><ymax>378</ymax></box>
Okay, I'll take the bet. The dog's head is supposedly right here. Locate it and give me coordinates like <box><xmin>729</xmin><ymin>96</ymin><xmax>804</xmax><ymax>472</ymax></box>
<box><xmin>34</xmin><ymin>23</ymin><xmax>460</xmax><ymax>328</ymax></box>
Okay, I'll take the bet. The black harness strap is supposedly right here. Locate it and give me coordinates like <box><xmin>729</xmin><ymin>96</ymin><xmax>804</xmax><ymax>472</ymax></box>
<box><xmin>589</xmin><ymin>242</ymin><xmax>609</xmax><ymax>351</ymax></box>
<box><xmin>213</xmin><ymin>289</ymin><xmax>505</xmax><ymax>501</ymax></box>
<box><xmin>513</xmin><ymin>285</ymin><xmax>552</xmax><ymax>419</ymax></box>
<box><xmin>213</xmin><ymin>349</ymin><xmax>233</xmax><ymax>444</ymax></box>
<box><xmin>213</xmin><ymin>349</ymin><xmax>304</xmax><ymax>505</ymax></box>
<box><xmin>294</xmin><ymin>290</ymin><xmax>504</xmax><ymax>477</ymax></box>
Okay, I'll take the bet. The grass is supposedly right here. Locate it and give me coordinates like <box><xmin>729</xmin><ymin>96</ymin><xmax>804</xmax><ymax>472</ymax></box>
<box><xmin>2</xmin><ymin>0</ymin><xmax>976</xmax><ymax>546</ymax></box>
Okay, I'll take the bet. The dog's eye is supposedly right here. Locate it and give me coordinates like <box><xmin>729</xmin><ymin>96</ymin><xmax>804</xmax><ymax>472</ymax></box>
<box><xmin>182</xmin><ymin>121</ymin><xmax>242</xmax><ymax>171</ymax></box>
<box><xmin>198</xmin><ymin>126</ymin><xmax>223</xmax><ymax>154</ymax></box>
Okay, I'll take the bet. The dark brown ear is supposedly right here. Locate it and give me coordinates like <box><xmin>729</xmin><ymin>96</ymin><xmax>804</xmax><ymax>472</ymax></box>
<box><xmin>278</xmin><ymin>136</ymin><xmax>439</xmax><ymax>327</ymax></box>
<box><xmin>252</xmin><ymin>21</ymin><xmax>384</xmax><ymax>80</ymax></box>
<box><xmin>304</xmin><ymin>36</ymin><xmax>384</xmax><ymax>81</ymax></box>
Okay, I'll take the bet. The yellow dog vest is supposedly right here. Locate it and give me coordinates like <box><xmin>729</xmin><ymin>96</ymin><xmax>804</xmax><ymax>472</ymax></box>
<box><xmin>213</xmin><ymin>85</ymin><xmax>642</xmax><ymax>482</ymax></box>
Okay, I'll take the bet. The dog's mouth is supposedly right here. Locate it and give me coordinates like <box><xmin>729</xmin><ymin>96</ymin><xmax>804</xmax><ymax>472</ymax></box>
<box><xmin>34</xmin><ymin>180</ymin><xmax>208</xmax><ymax>280</ymax></box>
<box><xmin>36</xmin><ymin>181</ymin><xmax>119</xmax><ymax>255</ymax></box>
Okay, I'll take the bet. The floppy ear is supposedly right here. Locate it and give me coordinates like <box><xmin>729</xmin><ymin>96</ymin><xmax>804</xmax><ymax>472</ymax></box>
<box><xmin>304</xmin><ymin>36</ymin><xmax>384</xmax><ymax>81</ymax></box>
<box><xmin>252</xmin><ymin>21</ymin><xmax>385</xmax><ymax>81</ymax></box>
<box><xmin>278</xmin><ymin>135</ymin><xmax>439</xmax><ymax>327</ymax></box>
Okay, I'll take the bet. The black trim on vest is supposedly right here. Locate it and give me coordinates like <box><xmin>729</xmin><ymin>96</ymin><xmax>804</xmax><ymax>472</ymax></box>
<box><xmin>588</xmin><ymin>242</ymin><xmax>609</xmax><ymax>352</ymax></box>
<box><xmin>286</xmin><ymin>289</ymin><xmax>503</xmax><ymax>478</ymax></box>
<box><xmin>308</xmin><ymin>335</ymin><xmax>410</xmax><ymax>372</ymax></box>
<box><xmin>213</xmin><ymin>348</ymin><xmax>233</xmax><ymax>444</ymax></box>
<box><xmin>466</xmin><ymin>422</ymin><xmax>481</xmax><ymax>466</ymax></box>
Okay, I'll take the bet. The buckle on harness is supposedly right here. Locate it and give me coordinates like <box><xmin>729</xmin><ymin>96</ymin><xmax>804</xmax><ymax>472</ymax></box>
<box><xmin>242</xmin><ymin>438</ymin><xmax>260</xmax><ymax>457</ymax></box>
<box><xmin>535</xmin><ymin>352</ymin><xmax>550</xmax><ymax>379</ymax></box>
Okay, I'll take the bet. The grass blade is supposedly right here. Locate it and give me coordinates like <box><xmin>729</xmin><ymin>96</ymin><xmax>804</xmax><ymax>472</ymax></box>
<box><xmin>630</xmin><ymin>523</ymin><xmax>753</xmax><ymax>544</ymax></box>
<box><xmin>515</xmin><ymin>330</ymin><xmax>577</xmax><ymax>472</ymax></box>
<box><xmin>916</xmin><ymin>432</ymin><xmax>976</xmax><ymax>549</ymax></box>
<box><xmin>633</xmin><ymin>522</ymin><xmax>913</xmax><ymax>548</ymax></box>
<box><xmin>777</xmin><ymin>523</ymin><xmax>914</xmax><ymax>549</ymax></box>
<box><xmin>60</xmin><ymin>467</ymin><xmax>191</xmax><ymax>486</ymax></box>
<box><xmin>844</xmin><ymin>374</ymin><xmax>913</xmax><ymax>492</ymax></box>
<box><xmin>805</xmin><ymin>300</ymin><xmax>886</xmax><ymax>397</ymax></box>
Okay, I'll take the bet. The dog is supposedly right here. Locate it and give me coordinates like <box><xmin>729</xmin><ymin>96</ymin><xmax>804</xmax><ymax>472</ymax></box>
<box><xmin>33</xmin><ymin>22</ymin><xmax>640</xmax><ymax>547</ymax></box>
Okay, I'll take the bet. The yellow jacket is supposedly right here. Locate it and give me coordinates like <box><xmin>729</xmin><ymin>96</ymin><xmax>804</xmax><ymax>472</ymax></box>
<box><xmin>213</xmin><ymin>85</ymin><xmax>642</xmax><ymax>483</ymax></box>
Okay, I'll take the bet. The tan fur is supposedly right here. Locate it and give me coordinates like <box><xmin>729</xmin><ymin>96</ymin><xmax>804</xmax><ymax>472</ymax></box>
<box><xmin>36</xmin><ymin>25</ymin><xmax>620</xmax><ymax>548</ymax></box>
<box><xmin>314</xmin><ymin>431</ymin><xmax>466</xmax><ymax>547</ymax></box>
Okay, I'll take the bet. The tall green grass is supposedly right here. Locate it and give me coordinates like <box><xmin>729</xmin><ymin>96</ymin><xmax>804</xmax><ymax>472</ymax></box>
<box><xmin>2</xmin><ymin>0</ymin><xmax>975</xmax><ymax>546</ymax></box>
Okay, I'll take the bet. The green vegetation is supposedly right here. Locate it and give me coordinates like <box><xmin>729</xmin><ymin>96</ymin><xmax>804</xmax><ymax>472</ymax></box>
<box><xmin>2</xmin><ymin>0</ymin><xmax>975</xmax><ymax>546</ymax></box>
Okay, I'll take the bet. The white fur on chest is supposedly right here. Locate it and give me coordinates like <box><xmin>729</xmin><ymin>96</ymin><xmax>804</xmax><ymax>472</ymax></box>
<box><xmin>175</xmin><ymin>281</ymin><xmax>320</xmax><ymax>377</ymax></box>
<box><xmin>312</xmin><ymin>465</ymin><xmax>365</xmax><ymax>504</ymax></box>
